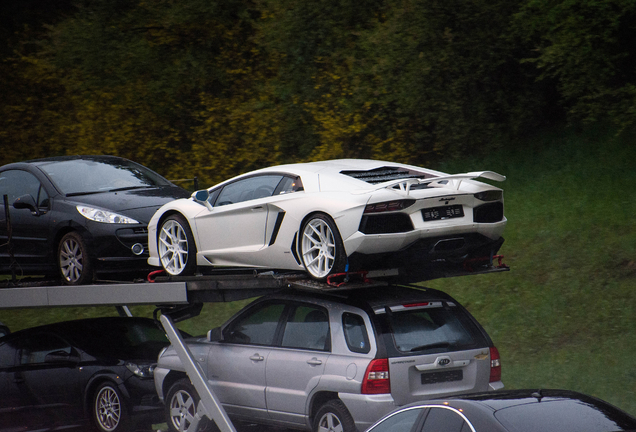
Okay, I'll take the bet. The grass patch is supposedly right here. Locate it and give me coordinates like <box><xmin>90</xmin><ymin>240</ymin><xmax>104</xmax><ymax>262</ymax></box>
<box><xmin>429</xmin><ymin>124</ymin><xmax>636</xmax><ymax>414</ymax></box>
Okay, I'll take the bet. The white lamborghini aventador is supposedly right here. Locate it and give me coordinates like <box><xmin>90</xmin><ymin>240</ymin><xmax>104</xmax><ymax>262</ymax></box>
<box><xmin>147</xmin><ymin>159</ymin><xmax>506</xmax><ymax>281</ymax></box>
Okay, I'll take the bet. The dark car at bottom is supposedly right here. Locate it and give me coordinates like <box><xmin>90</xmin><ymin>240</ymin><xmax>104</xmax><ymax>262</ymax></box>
<box><xmin>0</xmin><ymin>155</ymin><xmax>190</xmax><ymax>285</ymax></box>
<box><xmin>366</xmin><ymin>389</ymin><xmax>636</xmax><ymax>432</ymax></box>
<box><xmin>0</xmin><ymin>317</ymin><xmax>176</xmax><ymax>432</ymax></box>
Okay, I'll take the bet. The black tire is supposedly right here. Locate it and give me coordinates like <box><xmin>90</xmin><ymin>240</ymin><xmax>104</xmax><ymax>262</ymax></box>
<box><xmin>313</xmin><ymin>400</ymin><xmax>356</xmax><ymax>432</ymax></box>
<box><xmin>165</xmin><ymin>378</ymin><xmax>214</xmax><ymax>432</ymax></box>
<box><xmin>58</xmin><ymin>231</ymin><xmax>94</xmax><ymax>285</ymax></box>
<box><xmin>92</xmin><ymin>382</ymin><xmax>130</xmax><ymax>432</ymax></box>
<box><xmin>158</xmin><ymin>214</ymin><xmax>197</xmax><ymax>276</ymax></box>
<box><xmin>299</xmin><ymin>213</ymin><xmax>346</xmax><ymax>281</ymax></box>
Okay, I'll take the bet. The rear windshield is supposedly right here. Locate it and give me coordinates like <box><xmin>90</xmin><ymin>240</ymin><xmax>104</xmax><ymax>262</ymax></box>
<box><xmin>376</xmin><ymin>302</ymin><xmax>487</xmax><ymax>355</ymax></box>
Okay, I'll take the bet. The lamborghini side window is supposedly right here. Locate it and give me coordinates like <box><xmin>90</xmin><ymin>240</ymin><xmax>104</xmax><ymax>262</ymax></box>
<box><xmin>274</xmin><ymin>176</ymin><xmax>304</xmax><ymax>195</ymax></box>
<box><xmin>215</xmin><ymin>175</ymin><xmax>284</xmax><ymax>206</ymax></box>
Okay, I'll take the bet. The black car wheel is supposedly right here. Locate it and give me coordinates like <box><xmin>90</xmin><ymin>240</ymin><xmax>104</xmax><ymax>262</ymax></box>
<box><xmin>300</xmin><ymin>213</ymin><xmax>346</xmax><ymax>280</ymax></box>
<box><xmin>158</xmin><ymin>215</ymin><xmax>197</xmax><ymax>276</ymax></box>
<box><xmin>93</xmin><ymin>382</ymin><xmax>130</xmax><ymax>432</ymax></box>
<box><xmin>313</xmin><ymin>400</ymin><xmax>356</xmax><ymax>432</ymax></box>
<box><xmin>58</xmin><ymin>231</ymin><xmax>93</xmax><ymax>285</ymax></box>
<box><xmin>166</xmin><ymin>378</ymin><xmax>213</xmax><ymax>432</ymax></box>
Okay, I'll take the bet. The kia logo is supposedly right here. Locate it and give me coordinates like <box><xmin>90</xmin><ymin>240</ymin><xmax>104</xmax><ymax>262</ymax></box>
<box><xmin>438</xmin><ymin>358</ymin><xmax>451</xmax><ymax>366</ymax></box>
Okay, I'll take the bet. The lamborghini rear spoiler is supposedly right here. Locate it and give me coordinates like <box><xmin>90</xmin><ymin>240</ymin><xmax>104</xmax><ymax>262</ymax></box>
<box><xmin>356</xmin><ymin>171</ymin><xmax>506</xmax><ymax>195</ymax></box>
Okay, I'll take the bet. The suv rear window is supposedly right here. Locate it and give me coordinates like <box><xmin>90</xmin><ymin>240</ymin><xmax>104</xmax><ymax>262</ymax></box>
<box><xmin>375</xmin><ymin>302</ymin><xmax>487</xmax><ymax>355</ymax></box>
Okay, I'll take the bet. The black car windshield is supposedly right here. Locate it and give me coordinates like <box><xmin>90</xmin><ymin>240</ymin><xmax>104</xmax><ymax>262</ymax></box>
<box><xmin>38</xmin><ymin>158</ymin><xmax>172</xmax><ymax>195</ymax></box>
<box><xmin>494</xmin><ymin>398</ymin><xmax>636</xmax><ymax>432</ymax></box>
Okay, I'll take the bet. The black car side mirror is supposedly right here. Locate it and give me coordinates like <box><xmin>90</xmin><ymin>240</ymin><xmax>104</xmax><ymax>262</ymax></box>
<box><xmin>13</xmin><ymin>194</ymin><xmax>40</xmax><ymax>216</ymax></box>
<box><xmin>207</xmin><ymin>327</ymin><xmax>224</xmax><ymax>342</ymax></box>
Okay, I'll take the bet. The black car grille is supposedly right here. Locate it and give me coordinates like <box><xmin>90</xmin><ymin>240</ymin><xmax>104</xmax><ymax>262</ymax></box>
<box><xmin>359</xmin><ymin>214</ymin><xmax>414</xmax><ymax>234</ymax></box>
<box><xmin>473</xmin><ymin>202</ymin><xmax>504</xmax><ymax>223</ymax></box>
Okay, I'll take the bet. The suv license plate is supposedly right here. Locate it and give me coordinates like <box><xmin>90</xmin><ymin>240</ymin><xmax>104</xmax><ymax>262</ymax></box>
<box><xmin>421</xmin><ymin>369</ymin><xmax>463</xmax><ymax>385</ymax></box>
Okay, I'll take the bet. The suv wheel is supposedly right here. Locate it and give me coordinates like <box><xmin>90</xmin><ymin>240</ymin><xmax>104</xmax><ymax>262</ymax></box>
<box><xmin>166</xmin><ymin>378</ymin><xmax>214</xmax><ymax>432</ymax></box>
<box><xmin>313</xmin><ymin>400</ymin><xmax>356</xmax><ymax>432</ymax></box>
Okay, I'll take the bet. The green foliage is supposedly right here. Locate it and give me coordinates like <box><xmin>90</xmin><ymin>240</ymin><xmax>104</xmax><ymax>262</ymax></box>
<box><xmin>516</xmin><ymin>0</ymin><xmax>636</xmax><ymax>128</ymax></box>
<box><xmin>355</xmin><ymin>0</ymin><xmax>543</xmax><ymax>158</ymax></box>
<box><xmin>2</xmin><ymin>0</ymin><xmax>636</xmax><ymax>182</ymax></box>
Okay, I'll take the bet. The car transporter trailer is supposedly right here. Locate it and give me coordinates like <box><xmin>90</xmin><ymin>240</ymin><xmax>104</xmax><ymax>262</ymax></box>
<box><xmin>0</xmin><ymin>260</ymin><xmax>508</xmax><ymax>432</ymax></box>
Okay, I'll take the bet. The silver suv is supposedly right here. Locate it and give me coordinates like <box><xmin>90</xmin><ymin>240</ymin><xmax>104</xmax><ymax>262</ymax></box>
<box><xmin>154</xmin><ymin>286</ymin><xmax>503</xmax><ymax>432</ymax></box>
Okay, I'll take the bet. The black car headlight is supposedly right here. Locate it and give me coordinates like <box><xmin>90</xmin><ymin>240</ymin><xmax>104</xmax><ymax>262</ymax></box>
<box><xmin>77</xmin><ymin>205</ymin><xmax>140</xmax><ymax>224</ymax></box>
<box><xmin>126</xmin><ymin>362</ymin><xmax>156</xmax><ymax>378</ymax></box>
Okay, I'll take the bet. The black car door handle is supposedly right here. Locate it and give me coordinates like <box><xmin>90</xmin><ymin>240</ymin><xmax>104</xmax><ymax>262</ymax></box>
<box><xmin>13</xmin><ymin>373</ymin><xmax>24</xmax><ymax>384</ymax></box>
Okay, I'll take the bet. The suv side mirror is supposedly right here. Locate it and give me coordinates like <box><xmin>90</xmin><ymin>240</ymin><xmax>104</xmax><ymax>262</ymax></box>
<box><xmin>13</xmin><ymin>194</ymin><xmax>40</xmax><ymax>216</ymax></box>
<box><xmin>207</xmin><ymin>327</ymin><xmax>224</xmax><ymax>342</ymax></box>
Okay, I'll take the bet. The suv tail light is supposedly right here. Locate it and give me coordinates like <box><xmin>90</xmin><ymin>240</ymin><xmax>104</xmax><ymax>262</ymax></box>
<box><xmin>362</xmin><ymin>358</ymin><xmax>390</xmax><ymax>394</ymax></box>
<box><xmin>489</xmin><ymin>347</ymin><xmax>501</xmax><ymax>382</ymax></box>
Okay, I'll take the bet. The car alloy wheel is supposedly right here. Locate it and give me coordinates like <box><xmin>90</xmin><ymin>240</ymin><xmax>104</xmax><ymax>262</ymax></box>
<box><xmin>58</xmin><ymin>231</ymin><xmax>93</xmax><ymax>285</ymax></box>
<box><xmin>159</xmin><ymin>215</ymin><xmax>196</xmax><ymax>276</ymax></box>
<box><xmin>166</xmin><ymin>378</ymin><xmax>211</xmax><ymax>432</ymax></box>
<box><xmin>93</xmin><ymin>383</ymin><xmax>128</xmax><ymax>432</ymax></box>
<box><xmin>300</xmin><ymin>214</ymin><xmax>345</xmax><ymax>280</ymax></box>
<box><xmin>313</xmin><ymin>400</ymin><xmax>356</xmax><ymax>432</ymax></box>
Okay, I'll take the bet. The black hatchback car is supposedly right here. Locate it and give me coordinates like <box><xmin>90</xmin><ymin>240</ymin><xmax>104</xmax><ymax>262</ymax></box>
<box><xmin>0</xmin><ymin>155</ymin><xmax>190</xmax><ymax>284</ymax></box>
<box><xmin>0</xmin><ymin>317</ymin><xmax>174</xmax><ymax>432</ymax></box>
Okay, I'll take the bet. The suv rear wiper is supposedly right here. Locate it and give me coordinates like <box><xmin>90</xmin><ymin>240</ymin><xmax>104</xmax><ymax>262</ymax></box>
<box><xmin>410</xmin><ymin>341</ymin><xmax>452</xmax><ymax>352</ymax></box>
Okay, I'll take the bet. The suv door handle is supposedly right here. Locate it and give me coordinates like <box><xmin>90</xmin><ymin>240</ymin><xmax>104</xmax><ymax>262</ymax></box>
<box><xmin>249</xmin><ymin>354</ymin><xmax>265</xmax><ymax>362</ymax></box>
<box><xmin>307</xmin><ymin>358</ymin><xmax>323</xmax><ymax>366</ymax></box>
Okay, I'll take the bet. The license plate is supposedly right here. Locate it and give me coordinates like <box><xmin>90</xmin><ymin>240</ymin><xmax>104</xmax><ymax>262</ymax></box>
<box><xmin>422</xmin><ymin>205</ymin><xmax>464</xmax><ymax>222</ymax></box>
<box><xmin>421</xmin><ymin>369</ymin><xmax>463</xmax><ymax>385</ymax></box>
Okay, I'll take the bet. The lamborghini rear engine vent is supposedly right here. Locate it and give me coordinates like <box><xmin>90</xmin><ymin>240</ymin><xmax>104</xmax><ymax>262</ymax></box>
<box><xmin>473</xmin><ymin>202</ymin><xmax>504</xmax><ymax>223</ymax></box>
<box><xmin>359</xmin><ymin>214</ymin><xmax>414</xmax><ymax>234</ymax></box>
<box><xmin>341</xmin><ymin>167</ymin><xmax>432</xmax><ymax>184</ymax></box>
